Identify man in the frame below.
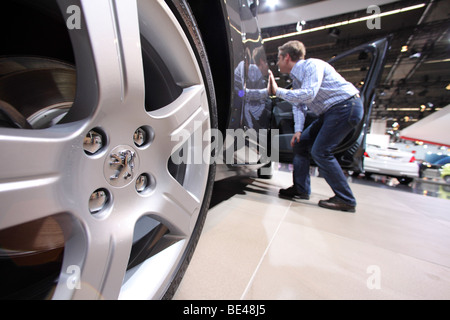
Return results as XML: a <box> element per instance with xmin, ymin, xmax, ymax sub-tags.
<box><xmin>268</xmin><ymin>40</ymin><xmax>363</xmax><ymax>212</ymax></box>
<box><xmin>244</xmin><ymin>46</ymin><xmax>271</xmax><ymax>129</ymax></box>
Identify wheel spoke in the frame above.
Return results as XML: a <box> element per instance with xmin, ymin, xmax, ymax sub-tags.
<box><xmin>0</xmin><ymin>128</ymin><xmax>68</xmax><ymax>180</ymax></box>
<box><xmin>149</xmin><ymin>85</ymin><xmax>209</xmax><ymax>155</ymax></box>
<box><xmin>150</xmin><ymin>177</ymin><xmax>201</xmax><ymax>237</ymax></box>
<box><xmin>0</xmin><ymin>174</ymin><xmax>61</xmax><ymax>230</ymax></box>
<box><xmin>0</xmin><ymin>127</ymin><xmax>77</xmax><ymax>229</ymax></box>
<box><xmin>58</xmin><ymin>0</ymin><xmax>146</xmax><ymax>121</ymax></box>
<box><xmin>59</xmin><ymin>220</ymin><xmax>135</xmax><ymax>300</ymax></box>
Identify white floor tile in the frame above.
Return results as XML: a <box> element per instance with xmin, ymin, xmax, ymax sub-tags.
<box><xmin>173</xmin><ymin>169</ymin><xmax>450</xmax><ymax>300</ymax></box>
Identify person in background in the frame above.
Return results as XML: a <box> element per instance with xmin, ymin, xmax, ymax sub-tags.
<box><xmin>268</xmin><ymin>40</ymin><xmax>363</xmax><ymax>212</ymax></box>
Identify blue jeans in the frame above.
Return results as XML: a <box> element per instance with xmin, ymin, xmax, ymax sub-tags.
<box><xmin>292</xmin><ymin>96</ymin><xmax>363</xmax><ymax>205</ymax></box>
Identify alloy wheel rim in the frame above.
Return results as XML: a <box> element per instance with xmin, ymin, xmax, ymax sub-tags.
<box><xmin>0</xmin><ymin>0</ymin><xmax>211</xmax><ymax>300</ymax></box>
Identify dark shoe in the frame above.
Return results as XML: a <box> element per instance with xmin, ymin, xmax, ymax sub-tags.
<box><xmin>279</xmin><ymin>186</ymin><xmax>310</xmax><ymax>200</ymax></box>
<box><xmin>318</xmin><ymin>196</ymin><xmax>356</xmax><ymax>212</ymax></box>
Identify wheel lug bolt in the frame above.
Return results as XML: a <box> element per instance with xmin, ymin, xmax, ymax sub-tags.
<box><xmin>136</xmin><ymin>174</ymin><xmax>149</xmax><ymax>193</ymax></box>
<box><xmin>89</xmin><ymin>189</ymin><xmax>109</xmax><ymax>214</ymax></box>
<box><xmin>134</xmin><ymin>128</ymin><xmax>147</xmax><ymax>147</ymax></box>
<box><xmin>84</xmin><ymin>129</ymin><xmax>104</xmax><ymax>155</ymax></box>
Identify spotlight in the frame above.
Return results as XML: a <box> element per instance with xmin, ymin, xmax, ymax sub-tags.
<box><xmin>409</xmin><ymin>50</ymin><xmax>421</xmax><ymax>59</ymax></box>
<box><xmin>296</xmin><ymin>20</ymin><xmax>306</xmax><ymax>32</ymax></box>
<box><xmin>392</xmin><ymin>122</ymin><xmax>399</xmax><ymax>130</ymax></box>
<box><xmin>266</xmin><ymin>0</ymin><xmax>279</xmax><ymax>8</ymax></box>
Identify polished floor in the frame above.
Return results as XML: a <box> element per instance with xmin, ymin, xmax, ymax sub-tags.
<box><xmin>173</xmin><ymin>164</ymin><xmax>450</xmax><ymax>300</ymax></box>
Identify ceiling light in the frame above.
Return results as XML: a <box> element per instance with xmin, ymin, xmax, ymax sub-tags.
<box><xmin>296</xmin><ymin>20</ymin><xmax>306</xmax><ymax>32</ymax></box>
<box><xmin>266</xmin><ymin>0</ymin><xmax>279</xmax><ymax>8</ymax></box>
<box><xmin>386</xmin><ymin>107</ymin><xmax>420</xmax><ymax>111</ymax></box>
<box><xmin>446</xmin><ymin>84</ymin><xmax>450</xmax><ymax>90</ymax></box>
<box><xmin>263</xmin><ymin>3</ymin><xmax>426</xmax><ymax>42</ymax></box>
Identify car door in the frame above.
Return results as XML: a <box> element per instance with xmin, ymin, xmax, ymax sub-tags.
<box><xmin>274</xmin><ymin>36</ymin><xmax>392</xmax><ymax>172</ymax></box>
<box><xmin>223</xmin><ymin>0</ymin><xmax>274</xmax><ymax>167</ymax></box>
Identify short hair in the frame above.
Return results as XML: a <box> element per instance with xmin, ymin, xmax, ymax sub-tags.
<box><xmin>252</xmin><ymin>46</ymin><xmax>266</xmax><ymax>65</ymax></box>
<box><xmin>278</xmin><ymin>41</ymin><xmax>306</xmax><ymax>61</ymax></box>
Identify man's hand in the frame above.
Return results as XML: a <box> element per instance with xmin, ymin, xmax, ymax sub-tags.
<box><xmin>290</xmin><ymin>131</ymin><xmax>301</xmax><ymax>147</ymax></box>
<box><xmin>267</xmin><ymin>70</ymin><xmax>278</xmax><ymax>96</ymax></box>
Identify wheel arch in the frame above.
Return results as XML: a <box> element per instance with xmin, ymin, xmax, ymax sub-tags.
<box><xmin>183</xmin><ymin>0</ymin><xmax>233</xmax><ymax>134</ymax></box>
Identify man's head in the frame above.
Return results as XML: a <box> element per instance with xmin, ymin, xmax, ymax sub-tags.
<box><xmin>253</xmin><ymin>46</ymin><xmax>269</xmax><ymax>76</ymax></box>
<box><xmin>277</xmin><ymin>41</ymin><xmax>306</xmax><ymax>74</ymax></box>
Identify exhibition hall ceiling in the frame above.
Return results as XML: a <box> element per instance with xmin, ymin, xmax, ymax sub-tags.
<box><xmin>260</xmin><ymin>0</ymin><xmax>450</xmax><ymax>131</ymax></box>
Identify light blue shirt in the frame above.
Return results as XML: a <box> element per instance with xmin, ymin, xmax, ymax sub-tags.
<box><xmin>276</xmin><ymin>58</ymin><xmax>359</xmax><ymax>132</ymax></box>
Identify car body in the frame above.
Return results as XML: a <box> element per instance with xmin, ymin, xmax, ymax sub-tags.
<box><xmin>363</xmin><ymin>144</ymin><xmax>419</xmax><ymax>184</ymax></box>
<box><xmin>0</xmin><ymin>0</ymin><xmax>272</xmax><ymax>300</ymax></box>
<box><xmin>440</xmin><ymin>163</ymin><xmax>450</xmax><ymax>183</ymax></box>
<box><xmin>435</xmin><ymin>156</ymin><xmax>450</xmax><ymax>166</ymax></box>
<box><xmin>418</xmin><ymin>155</ymin><xmax>450</xmax><ymax>178</ymax></box>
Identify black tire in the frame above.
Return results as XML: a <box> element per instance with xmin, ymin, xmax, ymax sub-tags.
<box><xmin>161</xmin><ymin>0</ymin><xmax>218</xmax><ymax>299</ymax></box>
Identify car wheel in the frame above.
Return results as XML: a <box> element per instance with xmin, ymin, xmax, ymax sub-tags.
<box><xmin>444</xmin><ymin>176</ymin><xmax>450</xmax><ymax>184</ymax></box>
<box><xmin>0</xmin><ymin>0</ymin><xmax>216</xmax><ymax>300</ymax></box>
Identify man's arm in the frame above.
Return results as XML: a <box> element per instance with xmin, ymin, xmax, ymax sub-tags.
<box><xmin>292</xmin><ymin>103</ymin><xmax>308</xmax><ymax>133</ymax></box>
<box><xmin>245</xmin><ymin>88</ymin><xmax>270</xmax><ymax>101</ymax></box>
<box><xmin>268</xmin><ymin>69</ymin><xmax>308</xmax><ymax>140</ymax></box>
<box><xmin>276</xmin><ymin>60</ymin><xmax>324</xmax><ymax>104</ymax></box>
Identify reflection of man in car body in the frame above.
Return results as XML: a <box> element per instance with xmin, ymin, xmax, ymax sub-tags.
<box><xmin>233</xmin><ymin>46</ymin><xmax>271</xmax><ymax>130</ymax></box>
<box><xmin>231</xmin><ymin>47</ymin><xmax>251</xmax><ymax>129</ymax></box>
<box><xmin>267</xmin><ymin>40</ymin><xmax>363</xmax><ymax>213</ymax></box>
<box><xmin>243</xmin><ymin>47</ymin><xmax>271</xmax><ymax>130</ymax></box>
